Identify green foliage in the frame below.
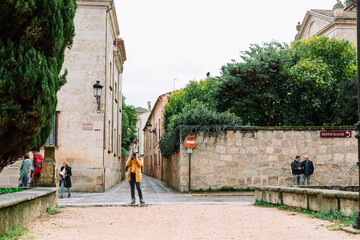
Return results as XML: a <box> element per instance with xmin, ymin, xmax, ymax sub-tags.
<box><xmin>46</xmin><ymin>207</ymin><xmax>60</xmax><ymax>215</ymax></box>
<box><xmin>214</xmin><ymin>36</ymin><xmax>357</xmax><ymax>126</ymax></box>
<box><xmin>0</xmin><ymin>188</ymin><xmax>25</xmax><ymax>195</ymax></box>
<box><xmin>121</xmin><ymin>96</ymin><xmax>137</xmax><ymax>155</ymax></box>
<box><xmin>159</xmin><ymin>101</ymin><xmax>242</xmax><ymax>158</ymax></box>
<box><xmin>0</xmin><ymin>0</ymin><xmax>77</xmax><ymax>172</ymax></box>
<box><xmin>213</xmin><ymin>41</ymin><xmax>290</xmax><ymax>126</ymax></box>
<box><xmin>314</xmin><ymin>209</ymin><xmax>357</xmax><ymax>226</ymax></box>
<box><xmin>254</xmin><ymin>200</ymin><xmax>357</xmax><ymax>227</ymax></box>
<box><xmin>0</xmin><ymin>226</ymin><xmax>29</xmax><ymax>240</ymax></box>
<box><xmin>285</xmin><ymin>36</ymin><xmax>357</xmax><ymax>125</ymax></box>
<box><xmin>163</xmin><ymin>79</ymin><xmax>216</xmax><ymax>131</ymax></box>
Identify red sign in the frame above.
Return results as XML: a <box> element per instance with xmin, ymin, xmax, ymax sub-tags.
<box><xmin>185</xmin><ymin>136</ymin><xmax>196</xmax><ymax>148</ymax></box>
<box><xmin>320</xmin><ymin>131</ymin><xmax>351</xmax><ymax>138</ymax></box>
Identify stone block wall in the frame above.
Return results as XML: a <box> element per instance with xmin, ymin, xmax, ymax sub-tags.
<box><xmin>163</xmin><ymin>127</ymin><xmax>359</xmax><ymax>192</ymax></box>
<box><xmin>39</xmin><ymin>146</ymin><xmax>57</xmax><ymax>187</ymax></box>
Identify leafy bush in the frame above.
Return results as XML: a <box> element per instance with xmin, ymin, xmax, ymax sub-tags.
<box><xmin>163</xmin><ymin>79</ymin><xmax>216</xmax><ymax>131</ymax></box>
<box><xmin>46</xmin><ymin>207</ymin><xmax>61</xmax><ymax>215</ymax></box>
<box><xmin>159</xmin><ymin>101</ymin><xmax>242</xmax><ymax>158</ymax></box>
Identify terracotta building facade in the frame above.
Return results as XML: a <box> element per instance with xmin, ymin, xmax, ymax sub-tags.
<box><xmin>143</xmin><ymin>93</ymin><xmax>171</xmax><ymax>180</ymax></box>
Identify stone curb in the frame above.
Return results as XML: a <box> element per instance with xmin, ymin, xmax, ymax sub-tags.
<box><xmin>341</xmin><ymin>227</ymin><xmax>360</xmax><ymax>234</ymax></box>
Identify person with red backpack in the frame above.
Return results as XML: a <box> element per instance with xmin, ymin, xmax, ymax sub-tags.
<box><xmin>30</xmin><ymin>150</ymin><xmax>43</xmax><ymax>187</ymax></box>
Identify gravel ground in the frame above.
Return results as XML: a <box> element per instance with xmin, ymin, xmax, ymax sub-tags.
<box><xmin>25</xmin><ymin>204</ymin><xmax>359</xmax><ymax>240</ymax></box>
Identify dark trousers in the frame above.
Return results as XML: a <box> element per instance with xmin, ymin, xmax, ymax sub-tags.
<box><xmin>129</xmin><ymin>172</ymin><xmax>143</xmax><ymax>199</ymax></box>
<box><xmin>30</xmin><ymin>173</ymin><xmax>41</xmax><ymax>187</ymax></box>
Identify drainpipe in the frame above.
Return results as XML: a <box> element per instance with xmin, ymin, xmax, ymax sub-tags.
<box><xmin>102</xmin><ymin>4</ymin><xmax>113</xmax><ymax>192</ymax></box>
<box><xmin>117</xmin><ymin>73</ymin><xmax>120</xmax><ymax>157</ymax></box>
<box><xmin>117</xmin><ymin>46</ymin><xmax>124</xmax><ymax>178</ymax></box>
<box><xmin>112</xmin><ymin>50</ymin><xmax>121</xmax><ymax>153</ymax></box>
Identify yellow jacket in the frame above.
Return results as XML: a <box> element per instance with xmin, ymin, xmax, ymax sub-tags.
<box><xmin>126</xmin><ymin>155</ymin><xmax>143</xmax><ymax>182</ymax></box>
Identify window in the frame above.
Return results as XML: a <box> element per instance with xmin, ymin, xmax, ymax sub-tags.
<box><xmin>109</xmin><ymin>62</ymin><xmax>112</xmax><ymax>90</ymax></box>
<box><xmin>158</xmin><ymin>119</ymin><xmax>161</xmax><ymax>138</ymax></box>
<box><xmin>115</xmin><ymin>82</ymin><xmax>118</xmax><ymax>102</ymax></box>
<box><xmin>45</xmin><ymin>111</ymin><xmax>59</xmax><ymax>146</ymax></box>
<box><xmin>108</xmin><ymin>121</ymin><xmax>111</xmax><ymax>152</ymax></box>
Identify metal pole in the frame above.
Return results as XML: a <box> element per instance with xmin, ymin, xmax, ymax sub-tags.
<box><xmin>355</xmin><ymin>0</ymin><xmax>360</xmax><ymax>229</ymax></box>
<box><xmin>173</xmin><ymin>78</ymin><xmax>177</xmax><ymax>91</ymax></box>
<box><xmin>189</xmin><ymin>152</ymin><xmax>191</xmax><ymax>193</ymax></box>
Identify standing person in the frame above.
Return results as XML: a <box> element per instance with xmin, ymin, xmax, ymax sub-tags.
<box><xmin>18</xmin><ymin>154</ymin><xmax>31</xmax><ymax>187</ymax></box>
<box><xmin>30</xmin><ymin>150</ymin><xmax>43</xmax><ymax>187</ymax></box>
<box><xmin>291</xmin><ymin>156</ymin><xmax>303</xmax><ymax>185</ymax></box>
<box><xmin>301</xmin><ymin>155</ymin><xmax>314</xmax><ymax>186</ymax></box>
<box><xmin>126</xmin><ymin>150</ymin><xmax>145</xmax><ymax>204</ymax></box>
<box><xmin>59</xmin><ymin>162</ymin><xmax>72</xmax><ymax>199</ymax></box>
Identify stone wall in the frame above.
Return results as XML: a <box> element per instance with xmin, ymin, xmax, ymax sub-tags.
<box><xmin>254</xmin><ymin>186</ymin><xmax>359</xmax><ymax>217</ymax></box>
<box><xmin>0</xmin><ymin>188</ymin><xmax>57</xmax><ymax>234</ymax></box>
<box><xmin>163</xmin><ymin>127</ymin><xmax>359</xmax><ymax>192</ymax></box>
<box><xmin>39</xmin><ymin>146</ymin><xmax>57</xmax><ymax>187</ymax></box>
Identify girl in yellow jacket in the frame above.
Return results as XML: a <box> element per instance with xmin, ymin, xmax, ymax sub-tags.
<box><xmin>126</xmin><ymin>150</ymin><xmax>145</xmax><ymax>204</ymax></box>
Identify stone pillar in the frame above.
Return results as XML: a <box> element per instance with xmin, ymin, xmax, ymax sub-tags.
<box><xmin>38</xmin><ymin>145</ymin><xmax>57</xmax><ymax>187</ymax></box>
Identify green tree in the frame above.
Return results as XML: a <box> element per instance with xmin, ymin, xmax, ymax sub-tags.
<box><xmin>163</xmin><ymin>78</ymin><xmax>216</xmax><ymax>131</ymax></box>
<box><xmin>213</xmin><ymin>41</ymin><xmax>290</xmax><ymax>126</ymax></box>
<box><xmin>0</xmin><ymin>0</ymin><xmax>77</xmax><ymax>172</ymax></box>
<box><xmin>121</xmin><ymin>97</ymin><xmax>137</xmax><ymax>155</ymax></box>
<box><xmin>285</xmin><ymin>36</ymin><xmax>357</xmax><ymax>125</ymax></box>
<box><xmin>213</xmin><ymin>37</ymin><xmax>357</xmax><ymax>126</ymax></box>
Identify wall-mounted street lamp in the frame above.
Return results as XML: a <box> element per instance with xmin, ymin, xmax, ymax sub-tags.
<box><xmin>93</xmin><ymin>80</ymin><xmax>103</xmax><ymax>113</ymax></box>
<box><xmin>146</xmin><ymin>122</ymin><xmax>157</xmax><ymax>136</ymax></box>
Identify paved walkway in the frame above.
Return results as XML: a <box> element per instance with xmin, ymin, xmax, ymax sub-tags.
<box><xmin>26</xmin><ymin>176</ymin><xmax>358</xmax><ymax>239</ymax></box>
<box><xmin>27</xmin><ymin>205</ymin><xmax>358</xmax><ymax>240</ymax></box>
<box><xmin>59</xmin><ymin>175</ymin><xmax>253</xmax><ymax>206</ymax></box>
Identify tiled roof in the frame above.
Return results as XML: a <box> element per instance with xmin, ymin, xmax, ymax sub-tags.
<box><xmin>311</xmin><ymin>9</ymin><xmax>356</xmax><ymax>19</ymax></box>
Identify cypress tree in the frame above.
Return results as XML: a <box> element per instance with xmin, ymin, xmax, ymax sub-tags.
<box><xmin>0</xmin><ymin>0</ymin><xmax>77</xmax><ymax>172</ymax></box>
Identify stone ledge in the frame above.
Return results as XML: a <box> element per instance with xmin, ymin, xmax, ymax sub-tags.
<box><xmin>254</xmin><ymin>186</ymin><xmax>359</xmax><ymax>200</ymax></box>
<box><xmin>0</xmin><ymin>187</ymin><xmax>57</xmax><ymax>234</ymax></box>
<box><xmin>0</xmin><ymin>187</ymin><xmax>57</xmax><ymax>209</ymax></box>
<box><xmin>255</xmin><ymin>185</ymin><xmax>359</xmax><ymax>216</ymax></box>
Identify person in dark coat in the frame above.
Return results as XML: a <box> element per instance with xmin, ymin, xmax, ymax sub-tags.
<box><xmin>59</xmin><ymin>161</ymin><xmax>72</xmax><ymax>199</ymax></box>
<box><xmin>301</xmin><ymin>155</ymin><xmax>314</xmax><ymax>186</ymax></box>
<box><xmin>291</xmin><ymin>156</ymin><xmax>303</xmax><ymax>185</ymax></box>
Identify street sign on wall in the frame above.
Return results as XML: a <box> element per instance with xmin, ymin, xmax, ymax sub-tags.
<box><xmin>320</xmin><ymin>131</ymin><xmax>351</xmax><ymax>138</ymax></box>
<box><xmin>185</xmin><ymin>136</ymin><xmax>196</xmax><ymax>148</ymax></box>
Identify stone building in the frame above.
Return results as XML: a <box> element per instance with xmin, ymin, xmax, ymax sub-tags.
<box><xmin>296</xmin><ymin>0</ymin><xmax>356</xmax><ymax>42</ymax></box>
<box><xmin>53</xmin><ymin>0</ymin><xmax>126</xmax><ymax>192</ymax></box>
<box><xmin>0</xmin><ymin>0</ymin><xmax>126</xmax><ymax>191</ymax></box>
<box><xmin>143</xmin><ymin>92</ymin><xmax>171</xmax><ymax>180</ymax></box>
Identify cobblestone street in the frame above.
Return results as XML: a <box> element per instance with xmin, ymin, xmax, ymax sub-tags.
<box><xmin>58</xmin><ymin>175</ymin><xmax>254</xmax><ymax>206</ymax></box>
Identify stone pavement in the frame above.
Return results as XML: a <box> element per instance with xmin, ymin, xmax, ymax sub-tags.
<box><xmin>58</xmin><ymin>175</ymin><xmax>254</xmax><ymax>206</ymax></box>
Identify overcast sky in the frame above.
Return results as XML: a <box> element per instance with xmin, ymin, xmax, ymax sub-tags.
<box><xmin>115</xmin><ymin>0</ymin><xmax>333</xmax><ymax>108</ymax></box>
